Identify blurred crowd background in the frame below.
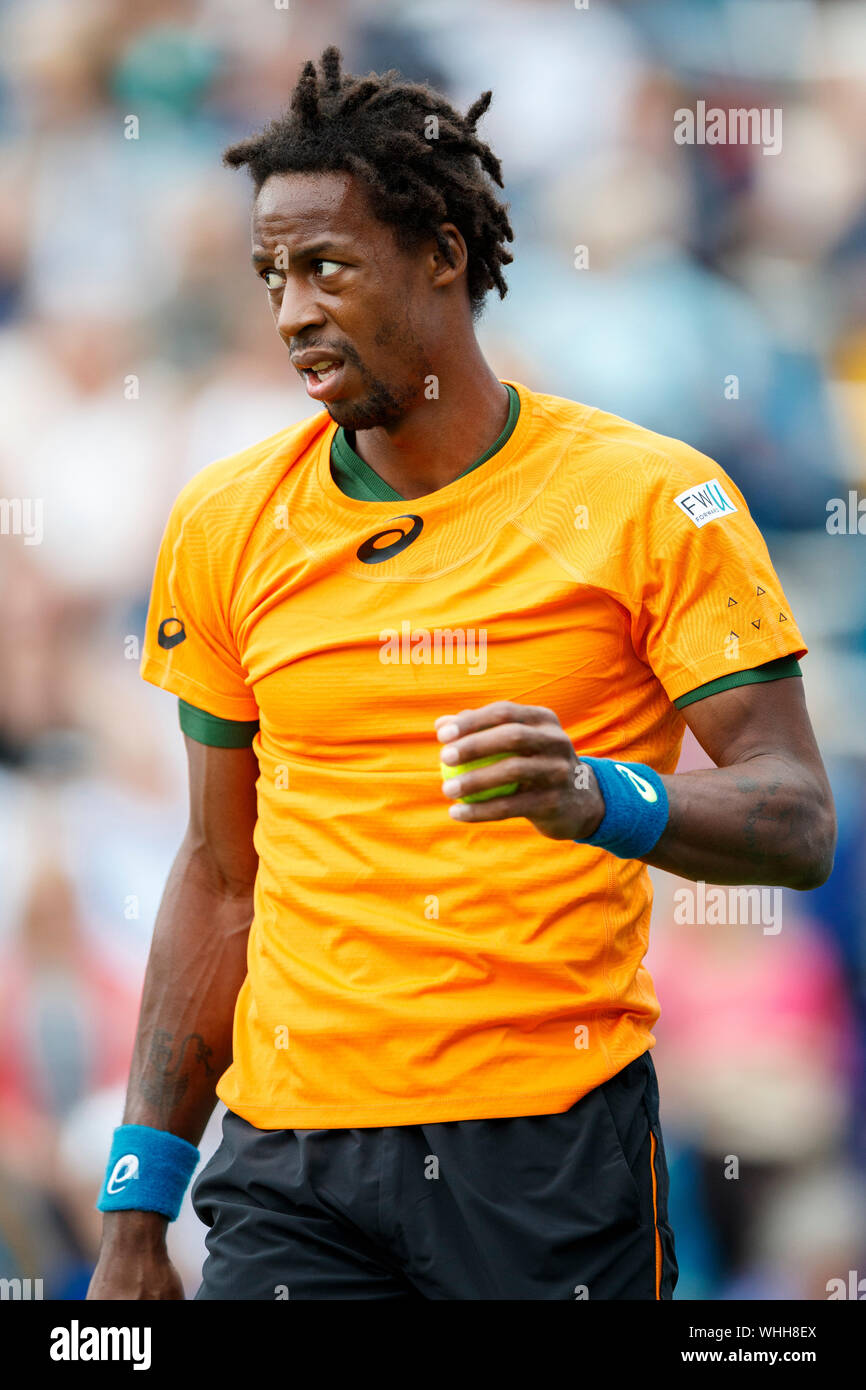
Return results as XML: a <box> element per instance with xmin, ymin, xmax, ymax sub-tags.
<box><xmin>0</xmin><ymin>0</ymin><xmax>864</xmax><ymax>1300</ymax></box>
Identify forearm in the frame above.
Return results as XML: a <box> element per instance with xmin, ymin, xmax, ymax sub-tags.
<box><xmin>642</xmin><ymin>753</ymin><xmax>835</xmax><ymax>889</ymax></box>
<box><xmin>121</xmin><ymin>831</ymin><xmax>254</xmax><ymax>1144</ymax></box>
<box><xmin>435</xmin><ymin>692</ymin><xmax>836</xmax><ymax>888</ymax></box>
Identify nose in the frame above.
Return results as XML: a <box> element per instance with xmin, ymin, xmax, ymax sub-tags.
<box><xmin>275</xmin><ymin>278</ymin><xmax>327</xmax><ymax>345</ymax></box>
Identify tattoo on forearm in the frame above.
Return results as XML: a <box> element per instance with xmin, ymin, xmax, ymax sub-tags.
<box><xmin>736</xmin><ymin>775</ymin><xmax>797</xmax><ymax>865</ymax></box>
<box><xmin>138</xmin><ymin>1029</ymin><xmax>217</xmax><ymax>1115</ymax></box>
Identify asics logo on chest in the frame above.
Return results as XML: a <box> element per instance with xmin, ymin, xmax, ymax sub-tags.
<box><xmin>356</xmin><ymin>514</ymin><xmax>423</xmax><ymax>564</ymax></box>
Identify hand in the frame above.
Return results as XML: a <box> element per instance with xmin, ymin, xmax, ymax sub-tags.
<box><xmin>87</xmin><ymin>1211</ymin><xmax>185</xmax><ymax>1300</ymax></box>
<box><xmin>435</xmin><ymin>702</ymin><xmax>605</xmax><ymax>842</ymax></box>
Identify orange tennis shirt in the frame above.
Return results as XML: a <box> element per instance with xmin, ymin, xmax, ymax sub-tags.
<box><xmin>140</xmin><ymin>380</ymin><xmax>807</xmax><ymax>1127</ymax></box>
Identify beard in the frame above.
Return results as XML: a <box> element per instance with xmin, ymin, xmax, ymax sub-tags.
<box><xmin>323</xmin><ymin>373</ymin><xmax>415</xmax><ymax>433</ymax></box>
<box><xmin>321</xmin><ymin>328</ymin><xmax>433</xmax><ymax>433</ymax></box>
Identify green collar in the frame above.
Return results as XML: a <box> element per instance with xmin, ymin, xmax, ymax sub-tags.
<box><xmin>330</xmin><ymin>383</ymin><xmax>520</xmax><ymax>502</ymax></box>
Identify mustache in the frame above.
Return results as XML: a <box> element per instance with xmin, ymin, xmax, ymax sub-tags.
<box><xmin>291</xmin><ymin>341</ymin><xmax>362</xmax><ymax>370</ymax></box>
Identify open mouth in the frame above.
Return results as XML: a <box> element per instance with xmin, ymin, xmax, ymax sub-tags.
<box><xmin>304</xmin><ymin>359</ymin><xmax>341</xmax><ymax>384</ymax></box>
<box><xmin>300</xmin><ymin>358</ymin><xmax>346</xmax><ymax>401</ymax></box>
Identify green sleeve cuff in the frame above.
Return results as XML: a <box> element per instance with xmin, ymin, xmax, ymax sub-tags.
<box><xmin>178</xmin><ymin>698</ymin><xmax>260</xmax><ymax>747</ymax></box>
<box><xmin>674</xmin><ymin>655</ymin><xmax>802</xmax><ymax>710</ymax></box>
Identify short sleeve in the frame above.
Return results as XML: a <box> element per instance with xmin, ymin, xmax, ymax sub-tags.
<box><xmin>630</xmin><ymin>458</ymin><xmax>807</xmax><ymax>705</ymax></box>
<box><xmin>140</xmin><ymin>485</ymin><xmax>260</xmax><ymax>721</ymax></box>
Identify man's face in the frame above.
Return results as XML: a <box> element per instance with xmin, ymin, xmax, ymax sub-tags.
<box><xmin>251</xmin><ymin>170</ymin><xmax>437</xmax><ymax>431</ymax></box>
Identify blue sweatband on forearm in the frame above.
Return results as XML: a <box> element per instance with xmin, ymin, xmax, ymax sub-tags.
<box><xmin>97</xmin><ymin>1125</ymin><xmax>200</xmax><ymax>1221</ymax></box>
<box><xmin>575</xmin><ymin>756</ymin><xmax>670</xmax><ymax>859</ymax></box>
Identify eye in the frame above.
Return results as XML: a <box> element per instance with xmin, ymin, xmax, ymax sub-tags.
<box><xmin>313</xmin><ymin>259</ymin><xmax>343</xmax><ymax>278</ymax></box>
<box><xmin>261</xmin><ymin>269</ymin><xmax>285</xmax><ymax>291</ymax></box>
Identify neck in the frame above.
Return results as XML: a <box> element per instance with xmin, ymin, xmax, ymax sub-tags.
<box><xmin>349</xmin><ymin>348</ymin><xmax>510</xmax><ymax>500</ymax></box>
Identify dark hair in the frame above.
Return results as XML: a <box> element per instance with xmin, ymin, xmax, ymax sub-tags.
<box><xmin>223</xmin><ymin>45</ymin><xmax>513</xmax><ymax>321</ymax></box>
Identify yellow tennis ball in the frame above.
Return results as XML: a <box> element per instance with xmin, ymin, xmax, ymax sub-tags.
<box><xmin>440</xmin><ymin>752</ymin><xmax>519</xmax><ymax>803</ymax></box>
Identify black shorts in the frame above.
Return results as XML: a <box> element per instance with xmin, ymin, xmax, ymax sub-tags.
<box><xmin>192</xmin><ymin>1050</ymin><xmax>677</xmax><ymax>1300</ymax></box>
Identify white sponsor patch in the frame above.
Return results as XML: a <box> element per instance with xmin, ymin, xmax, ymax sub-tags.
<box><xmin>674</xmin><ymin>478</ymin><xmax>737</xmax><ymax>528</ymax></box>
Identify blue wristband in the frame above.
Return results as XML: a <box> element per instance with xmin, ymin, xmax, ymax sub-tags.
<box><xmin>575</xmin><ymin>756</ymin><xmax>669</xmax><ymax>859</ymax></box>
<box><xmin>97</xmin><ymin>1124</ymin><xmax>200</xmax><ymax>1221</ymax></box>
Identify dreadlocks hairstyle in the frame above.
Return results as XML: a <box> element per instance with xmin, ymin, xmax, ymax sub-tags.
<box><xmin>223</xmin><ymin>45</ymin><xmax>514</xmax><ymax>321</ymax></box>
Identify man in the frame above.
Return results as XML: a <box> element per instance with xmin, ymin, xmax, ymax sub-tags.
<box><xmin>88</xmin><ymin>46</ymin><xmax>835</xmax><ymax>1301</ymax></box>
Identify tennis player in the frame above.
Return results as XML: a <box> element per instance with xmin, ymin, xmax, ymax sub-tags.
<box><xmin>88</xmin><ymin>47</ymin><xmax>835</xmax><ymax>1301</ymax></box>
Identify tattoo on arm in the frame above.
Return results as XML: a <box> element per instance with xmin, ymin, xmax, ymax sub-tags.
<box><xmin>736</xmin><ymin>774</ymin><xmax>797</xmax><ymax>867</ymax></box>
<box><xmin>138</xmin><ymin>1030</ymin><xmax>217</xmax><ymax>1115</ymax></box>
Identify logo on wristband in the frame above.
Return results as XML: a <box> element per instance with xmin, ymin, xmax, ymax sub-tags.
<box><xmin>614</xmin><ymin>764</ymin><xmax>658</xmax><ymax>802</ymax></box>
<box><xmin>106</xmin><ymin>1154</ymin><xmax>140</xmax><ymax>1195</ymax></box>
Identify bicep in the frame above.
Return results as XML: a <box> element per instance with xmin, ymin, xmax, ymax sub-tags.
<box><xmin>681</xmin><ymin>675</ymin><xmax>826</xmax><ymax>781</ymax></box>
<box><xmin>184</xmin><ymin>734</ymin><xmax>259</xmax><ymax>892</ymax></box>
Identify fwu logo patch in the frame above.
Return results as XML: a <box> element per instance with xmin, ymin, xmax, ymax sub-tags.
<box><xmin>674</xmin><ymin>478</ymin><xmax>738</xmax><ymax>528</ymax></box>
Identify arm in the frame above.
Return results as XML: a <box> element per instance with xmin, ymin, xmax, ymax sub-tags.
<box><xmin>88</xmin><ymin>735</ymin><xmax>259</xmax><ymax>1299</ymax></box>
<box><xmin>643</xmin><ymin>677</ymin><xmax>835</xmax><ymax>888</ymax></box>
<box><xmin>435</xmin><ymin>678</ymin><xmax>836</xmax><ymax>890</ymax></box>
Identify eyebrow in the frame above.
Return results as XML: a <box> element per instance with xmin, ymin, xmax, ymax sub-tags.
<box><xmin>251</xmin><ymin>241</ymin><xmax>343</xmax><ymax>267</ymax></box>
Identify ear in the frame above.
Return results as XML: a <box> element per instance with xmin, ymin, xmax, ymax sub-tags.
<box><xmin>428</xmin><ymin>223</ymin><xmax>468</xmax><ymax>288</ymax></box>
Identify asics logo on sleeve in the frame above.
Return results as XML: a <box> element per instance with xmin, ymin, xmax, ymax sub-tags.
<box><xmin>157</xmin><ymin>616</ymin><xmax>187</xmax><ymax>649</ymax></box>
<box><xmin>106</xmin><ymin>1154</ymin><xmax>140</xmax><ymax>1194</ymax></box>
<box><xmin>356</xmin><ymin>515</ymin><xmax>423</xmax><ymax>564</ymax></box>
